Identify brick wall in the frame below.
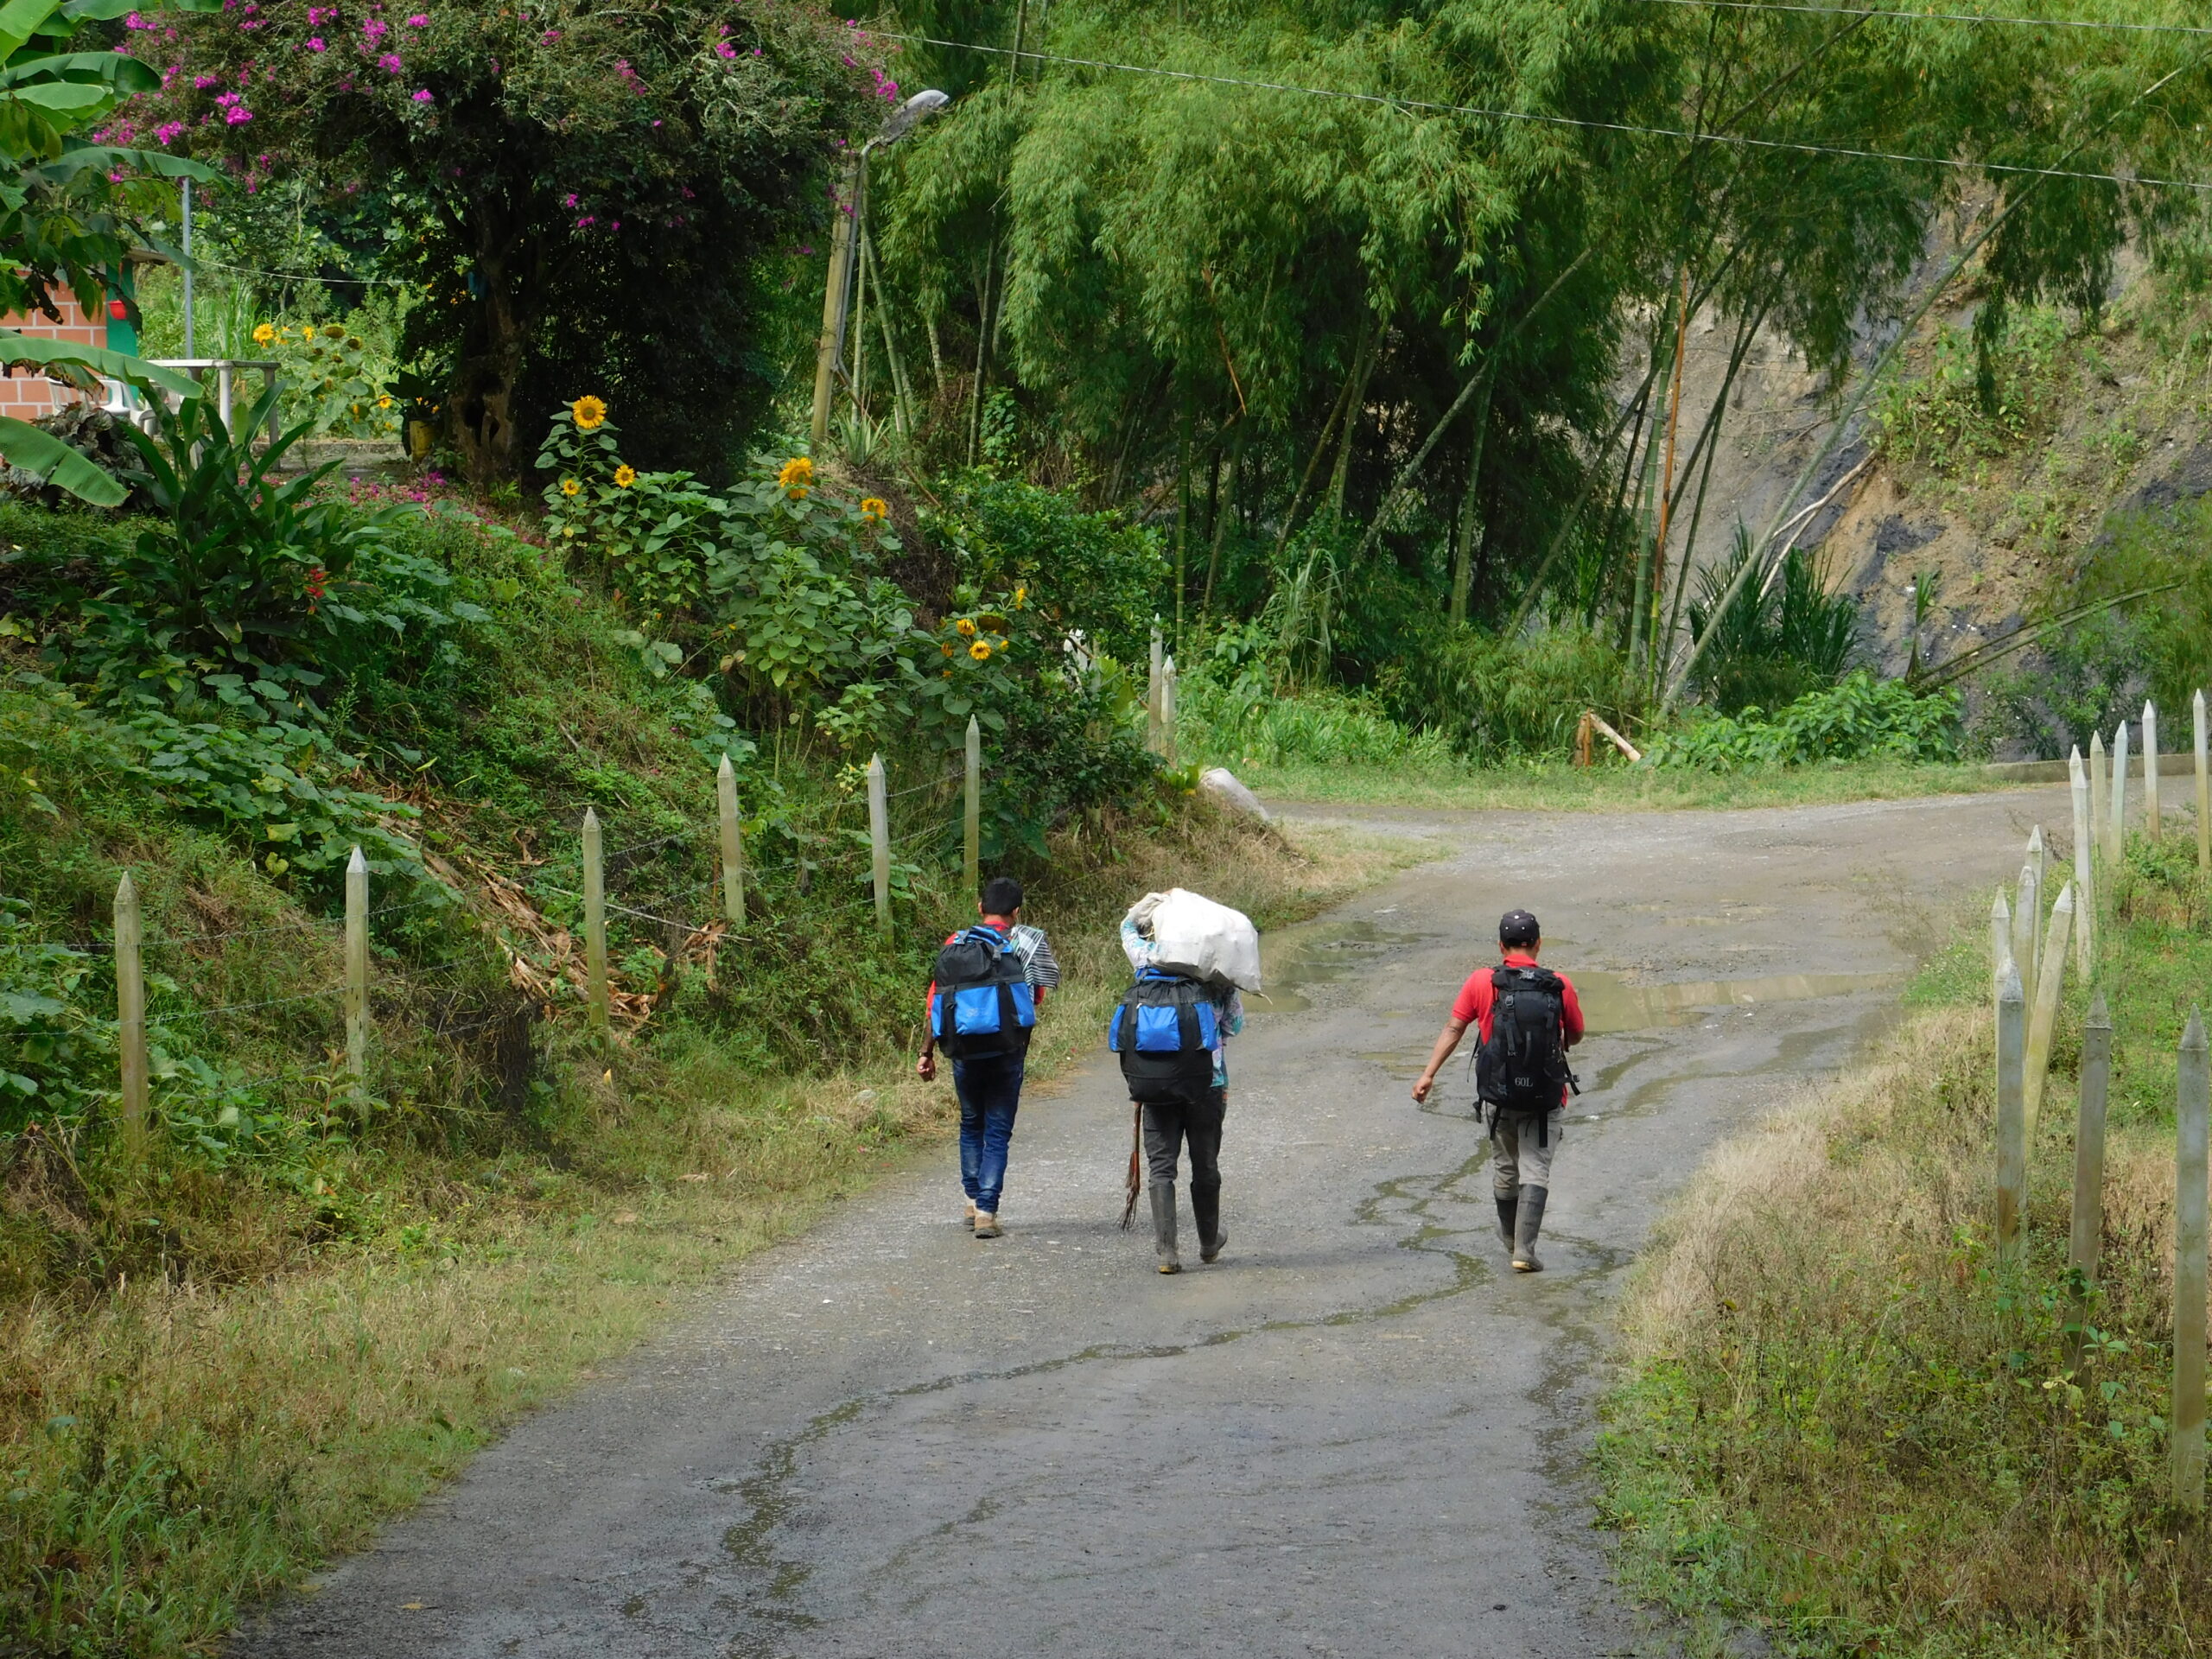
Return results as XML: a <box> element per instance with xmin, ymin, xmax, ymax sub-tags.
<box><xmin>0</xmin><ymin>288</ymin><xmax>111</xmax><ymax>425</ymax></box>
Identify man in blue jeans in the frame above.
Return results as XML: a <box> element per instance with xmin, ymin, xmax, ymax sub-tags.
<box><xmin>916</xmin><ymin>876</ymin><xmax>1058</xmax><ymax>1239</ymax></box>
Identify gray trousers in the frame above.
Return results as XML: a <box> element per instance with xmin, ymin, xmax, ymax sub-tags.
<box><xmin>1491</xmin><ymin>1108</ymin><xmax>1565</xmax><ymax>1198</ymax></box>
<box><xmin>1143</xmin><ymin>1089</ymin><xmax>1226</xmax><ymax>1192</ymax></box>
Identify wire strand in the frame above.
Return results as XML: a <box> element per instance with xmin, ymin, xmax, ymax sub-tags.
<box><xmin>888</xmin><ymin>33</ymin><xmax>2212</xmax><ymax>194</ymax></box>
<box><xmin>1626</xmin><ymin>0</ymin><xmax>2212</xmax><ymax>39</ymax></box>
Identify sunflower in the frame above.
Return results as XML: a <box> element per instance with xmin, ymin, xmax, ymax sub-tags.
<box><xmin>969</xmin><ymin>640</ymin><xmax>992</xmax><ymax>661</ymax></box>
<box><xmin>377</xmin><ymin>394</ymin><xmax>394</xmax><ymax>410</ymax></box>
<box><xmin>941</xmin><ymin>641</ymin><xmax>954</xmax><ymax>657</ymax></box>
<box><xmin>955</xmin><ymin>618</ymin><xmax>976</xmax><ymax>637</ymax></box>
<box><xmin>860</xmin><ymin>496</ymin><xmax>888</xmax><ymax>522</ymax></box>
<box><xmin>560</xmin><ymin>477</ymin><xmax>581</xmax><ymax>497</ymax></box>
<box><xmin>570</xmin><ymin>395</ymin><xmax>609</xmax><ymax>430</ymax></box>
<box><xmin>1013</xmin><ymin>584</ymin><xmax>1027</xmax><ymax>608</ymax></box>
<box><xmin>778</xmin><ymin>455</ymin><xmax>814</xmax><ymax>492</ymax></box>
<box><xmin>323</xmin><ymin>324</ymin><xmax>346</xmax><ymax>340</ymax></box>
<box><xmin>251</xmin><ymin>322</ymin><xmax>276</xmax><ymax>348</ymax></box>
<box><xmin>613</xmin><ymin>464</ymin><xmax>638</xmax><ymax>487</ymax></box>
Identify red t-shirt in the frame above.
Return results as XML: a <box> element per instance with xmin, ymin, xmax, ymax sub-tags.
<box><xmin>1451</xmin><ymin>954</ymin><xmax>1585</xmax><ymax>1103</ymax></box>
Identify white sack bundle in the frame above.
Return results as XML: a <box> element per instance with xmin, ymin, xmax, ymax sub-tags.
<box><xmin>1138</xmin><ymin>887</ymin><xmax>1262</xmax><ymax>992</ymax></box>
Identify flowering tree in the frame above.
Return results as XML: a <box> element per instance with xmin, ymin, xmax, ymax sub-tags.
<box><xmin>128</xmin><ymin>0</ymin><xmax>899</xmax><ymax>477</ymax></box>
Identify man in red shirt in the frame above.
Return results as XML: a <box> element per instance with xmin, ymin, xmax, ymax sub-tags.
<box><xmin>1410</xmin><ymin>909</ymin><xmax>1584</xmax><ymax>1273</ymax></box>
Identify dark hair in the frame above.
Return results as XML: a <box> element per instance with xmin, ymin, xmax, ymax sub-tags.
<box><xmin>981</xmin><ymin>876</ymin><xmax>1025</xmax><ymax>917</ymax></box>
<box><xmin>1498</xmin><ymin>908</ymin><xmax>1541</xmax><ymax>948</ymax></box>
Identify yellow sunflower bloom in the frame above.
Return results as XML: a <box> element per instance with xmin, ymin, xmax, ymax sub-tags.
<box><xmin>941</xmin><ymin>641</ymin><xmax>955</xmax><ymax>657</ymax></box>
<box><xmin>571</xmin><ymin>395</ymin><xmax>609</xmax><ymax>430</ymax></box>
<box><xmin>1013</xmin><ymin>585</ymin><xmax>1027</xmax><ymax>607</ymax></box>
<box><xmin>956</xmin><ymin>618</ymin><xmax>976</xmax><ymax>637</ymax></box>
<box><xmin>251</xmin><ymin>322</ymin><xmax>276</xmax><ymax>348</ymax></box>
<box><xmin>613</xmin><ymin>465</ymin><xmax>638</xmax><ymax>487</ymax></box>
<box><xmin>969</xmin><ymin>640</ymin><xmax>992</xmax><ymax>661</ymax></box>
<box><xmin>377</xmin><ymin>394</ymin><xmax>394</xmax><ymax>410</ymax></box>
<box><xmin>778</xmin><ymin>455</ymin><xmax>814</xmax><ymax>492</ymax></box>
<box><xmin>860</xmin><ymin>496</ymin><xmax>888</xmax><ymax>522</ymax></box>
<box><xmin>560</xmin><ymin>477</ymin><xmax>581</xmax><ymax>497</ymax></box>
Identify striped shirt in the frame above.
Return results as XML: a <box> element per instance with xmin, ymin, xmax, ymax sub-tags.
<box><xmin>1008</xmin><ymin>924</ymin><xmax>1061</xmax><ymax>989</ymax></box>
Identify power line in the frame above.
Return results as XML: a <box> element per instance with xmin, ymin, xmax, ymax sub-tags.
<box><xmin>1629</xmin><ymin>0</ymin><xmax>2212</xmax><ymax>40</ymax></box>
<box><xmin>888</xmin><ymin>33</ymin><xmax>2212</xmax><ymax>194</ymax></box>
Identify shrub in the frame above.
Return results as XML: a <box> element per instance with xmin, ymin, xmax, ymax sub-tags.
<box><xmin>1380</xmin><ymin>620</ymin><xmax>1627</xmax><ymax>759</ymax></box>
<box><xmin>1683</xmin><ymin>535</ymin><xmax>1861</xmax><ymax>716</ymax></box>
<box><xmin>1647</xmin><ymin>671</ymin><xmax>1962</xmax><ymax>770</ymax></box>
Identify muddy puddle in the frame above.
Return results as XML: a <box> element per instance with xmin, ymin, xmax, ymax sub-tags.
<box><xmin>1244</xmin><ymin>915</ymin><xmax>1440</xmax><ymax>1014</ymax></box>
<box><xmin>1573</xmin><ymin>969</ymin><xmax>1902</xmax><ymax>1033</ymax></box>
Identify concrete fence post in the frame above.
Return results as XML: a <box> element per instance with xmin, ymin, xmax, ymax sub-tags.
<box><xmin>2023</xmin><ymin>882</ymin><xmax>2072</xmax><ymax>1141</ymax></box>
<box><xmin>2026</xmin><ymin>826</ymin><xmax>2047</xmax><ymax>980</ymax></box>
<box><xmin>113</xmin><ymin>871</ymin><xmax>146</xmax><ymax>1159</ymax></box>
<box><xmin>1991</xmin><ymin>888</ymin><xmax>2012</xmax><ymax>988</ymax></box>
<box><xmin>344</xmin><ymin>846</ymin><xmax>368</xmax><ymax>1100</ymax></box>
<box><xmin>2070</xmin><ymin>748</ymin><xmax>2094</xmax><ymax>974</ymax></box>
<box><xmin>1146</xmin><ymin>626</ymin><xmax>1164</xmax><ymax>754</ymax></box>
<box><xmin>1996</xmin><ymin>959</ymin><xmax>2027</xmax><ymax>1261</ymax></box>
<box><xmin>2145</xmin><ymin>701</ymin><xmax>2162</xmax><ymax>842</ymax></box>
<box><xmin>868</xmin><ymin>752</ymin><xmax>891</xmax><ymax>942</ymax></box>
<box><xmin>2112</xmin><ymin>720</ymin><xmax>2131</xmax><ymax>862</ymax></box>
<box><xmin>2196</xmin><ymin>690</ymin><xmax>2209</xmax><ymax>875</ymax></box>
<box><xmin>2065</xmin><ymin>991</ymin><xmax>2113</xmax><ymax>1371</ymax></box>
<box><xmin>2090</xmin><ymin>730</ymin><xmax>2110</xmax><ymax>871</ymax></box>
<box><xmin>1162</xmin><ymin>657</ymin><xmax>1179</xmax><ymax>767</ymax></box>
<box><xmin>2012</xmin><ymin>859</ymin><xmax>2039</xmax><ymax>1001</ymax></box>
<box><xmin>582</xmin><ymin>809</ymin><xmax>608</xmax><ymax>1033</ymax></box>
<box><xmin>2175</xmin><ymin>1009</ymin><xmax>2209</xmax><ymax>1514</ymax></box>
<box><xmin>717</xmin><ymin>755</ymin><xmax>745</xmax><ymax>930</ymax></box>
<box><xmin>963</xmin><ymin>715</ymin><xmax>981</xmax><ymax>899</ymax></box>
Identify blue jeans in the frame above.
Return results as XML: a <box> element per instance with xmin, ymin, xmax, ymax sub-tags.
<box><xmin>953</xmin><ymin>1055</ymin><xmax>1025</xmax><ymax>1215</ymax></box>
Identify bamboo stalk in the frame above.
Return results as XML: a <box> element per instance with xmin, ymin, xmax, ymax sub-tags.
<box><xmin>114</xmin><ymin>871</ymin><xmax>146</xmax><ymax>1159</ymax></box>
<box><xmin>2175</xmin><ymin>1007</ymin><xmax>2209</xmax><ymax>1512</ymax></box>
<box><xmin>582</xmin><ymin>809</ymin><xmax>607</xmax><ymax>1033</ymax></box>
<box><xmin>868</xmin><ymin>753</ymin><xmax>891</xmax><ymax>941</ymax></box>
<box><xmin>2065</xmin><ymin>991</ymin><xmax>2113</xmax><ymax>1372</ymax></box>
<box><xmin>963</xmin><ymin>715</ymin><xmax>981</xmax><ymax>898</ymax></box>
<box><xmin>1996</xmin><ymin>958</ymin><xmax>2026</xmax><ymax>1261</ymax></box>
<box><xmin>2023</xmin><ymin>882</ymin><xmax>2072</xmax><ymax>1141</ymax></box>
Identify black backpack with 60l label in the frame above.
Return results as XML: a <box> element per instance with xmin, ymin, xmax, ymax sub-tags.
<box><xmin>1475</xmin><ymin>963</ymin><xmax>1578</xmax><ymax>1116</ymax></box>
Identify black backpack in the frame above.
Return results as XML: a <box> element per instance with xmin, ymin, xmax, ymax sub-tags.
<box><xmin>1475</xmin><ymin>964</ymin><xmax>1578</xmax><ymax>1114</ymax></box>
<box><xmin>1108</xmin><ymin>970</ymin><xmax>1219</xmax><ymax>1106</ymax></box>
<box><xmin>931</xmin><ymin>927</ymin><xmax>1035</xmax><ymax>1061</ymax></box>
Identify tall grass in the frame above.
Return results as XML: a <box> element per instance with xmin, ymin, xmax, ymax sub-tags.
<box><xmin>1601</xmin><ymin>832</ymin><xmax>2212</xmax><ymax>1657</ymax></box>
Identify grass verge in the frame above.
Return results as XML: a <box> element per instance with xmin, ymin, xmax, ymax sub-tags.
<box><xmin>1</xmin><ymin>808</ymin><xmax>1433</xmax><ymax>1657</ymax></box>
<box><xmin>1598</xmin><ymin>831</ymin><xmax>2212</xmax><ymax>1658</ymax></box>
<box><xmin>1235</xmin><ymin>756</ymin><xmax>2024</xmax><ymax>814</ymax></box>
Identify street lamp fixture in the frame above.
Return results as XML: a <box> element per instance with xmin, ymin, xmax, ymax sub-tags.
<box><xmin>810</xmin><ymin>89</ymin><xmax>950</xmax><ymax>448</ymax></box>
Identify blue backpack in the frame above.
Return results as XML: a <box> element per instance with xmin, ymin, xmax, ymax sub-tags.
<box><xmin>931</xmin><ymin>926</ymin><xmax>1036</xmax><ymax>1060</ymax></box>
<box><xmin>1107</xmin><ymin>969</ymin><xmax>1219</xmax><ymax>1105</ymax></box>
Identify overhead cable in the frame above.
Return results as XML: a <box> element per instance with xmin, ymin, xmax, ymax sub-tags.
<box><xmin>886</xmin><ymin>33</ymin><xmax>2212</xmax><ymax>194</ymax></box>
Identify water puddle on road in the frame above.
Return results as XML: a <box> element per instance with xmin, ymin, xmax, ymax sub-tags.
<box><xmin>1573</xmin><ymin>968</ymin><xmax>1902</xmax><ymax>1033</ymax></box>
<box><xmin>1243</xmin><ymin>918</ymin><xmax>1439</xmax><ymax>1014</ymax></box>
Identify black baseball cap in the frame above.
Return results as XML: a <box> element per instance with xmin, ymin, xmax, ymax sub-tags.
<box><xmin>1498</xmin><ymin>910</ymin><xmax>1541</xmax><ymax>947</ymax></box>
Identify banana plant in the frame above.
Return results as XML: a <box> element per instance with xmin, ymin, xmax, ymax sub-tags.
<box><xmin>0</xmin><ymin>0</ymin><xmax>216</xmax><ymax>505</ymax></box>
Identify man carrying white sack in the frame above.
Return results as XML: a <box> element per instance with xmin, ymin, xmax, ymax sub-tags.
<box><xmin>1111</xmin><ymin>890</ymin><xmax>1255</xmax><ymax>1274</ymax></box>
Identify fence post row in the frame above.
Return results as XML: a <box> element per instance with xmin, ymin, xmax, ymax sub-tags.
<box><xmin>345</xmin><ymin>847</ymin><xmax>369</xmax><ymax>1109</ymax></box>
<box><xmin>582</xmin><ymin>808</ymin><xmax>608</xmax><ymax>1033</ymax></box>
<box><xmin>113</xmin><ymin>872</ymin><xmax>147</xmax><ymax>1159</ymax></box>
<box><xmin>963</xmin><ymin>715</ymin><xmax>982</xmax><ymax>899</ymax></box>
<box><xmin>867</xmin><ymin>753</ymin><xmax>891</xmax><ymax>941</ymax></box>
<box><xmin>2063</xmin><ymin>991</ymin><xmax>2113</xmax><ymax>1372</ymax></box>
<box><xmin>2176</xmin><ymin>1009</ymin><xmax>2209</xmax><ymax>1514</ymax></box>
<box><xmin>1995</xmin><ymin>958</ymin><xmax>2026</xmax><ymax>1261</ymax></box>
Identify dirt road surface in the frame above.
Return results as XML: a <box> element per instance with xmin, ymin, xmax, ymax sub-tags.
<box><xmin>231</xmin><ymin>786</ymin><xmax>2079</xmax><ymax>1659</ymax></box>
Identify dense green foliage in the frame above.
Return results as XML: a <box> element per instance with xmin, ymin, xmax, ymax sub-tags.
<box><xmin>1645</xmin><ymin>672</ymin><xmax>1962</xmax><ymax>770</ymax></box>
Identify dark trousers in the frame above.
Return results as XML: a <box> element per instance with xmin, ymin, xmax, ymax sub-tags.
<box><xmin>954</xmin><ymin>1055</ymin><xmax>1025</xmax><ymax>1214</ymax></box>
<box><xmin>1142</xmin><ymin>1087</ymin><xmax>1226</xmax><ymax>1194</ymax></box>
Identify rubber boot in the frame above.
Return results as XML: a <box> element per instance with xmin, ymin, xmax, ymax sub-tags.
<box><xmin>1512</xmin><ymin>1184</ymin><xmax>1548</xmax><ymax>1274</ymax></box>
<box><xmin>1494</xmin><ymin>1194</ymin><xmax>1518</xmax><ymax>1253</ymax></box>
<box><xmin>1150</xmin><ymin>1181</ymin><xmax>1181</xmax><ymax>1274</ymax></box>
<box><xmin>1194</xmin><ymin>1185</ymin><xmax>1227</xmax><ymax>1264</ymax></box>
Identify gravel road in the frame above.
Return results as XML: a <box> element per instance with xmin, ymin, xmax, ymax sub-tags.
<box><xmin>230</xmin><ymin>786</ymin><xmax>2072</xmax><ymax>1659</ymax></box>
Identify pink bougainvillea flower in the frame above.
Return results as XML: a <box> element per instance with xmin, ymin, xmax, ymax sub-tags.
<box><xmin>306</xmin><ymin>35</ymin><xmax>325</xmax><ymax>48</ymax></box>
<box><xmin>378</xmin><ymin>51</ymin><xmax>402</xmax><ymax>70</ymax></box>
<box><xmin>363</xmin><ymin>16</ymin><xmax>387</xmax><ymax>40</ymax></box>
<box><xmin>411</xmin><ymin>86</ymin><xmax>431</xmax><ymax>100</ymax></box>
<box><xmin>405</xmin><ymin>12</ymin><xmax>428</xmax><ymax>22</ymax></box>
<box><xmin>714</xmin><ymin>38</ymin><xmax>735</xmax><ymax>56</ymax></box>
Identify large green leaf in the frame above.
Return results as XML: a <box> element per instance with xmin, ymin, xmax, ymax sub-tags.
<box><xmin>0</xmin><ymin>332</ymin><xmax>200</xmax><ymax>397</ymax></box>
<box><xmin>9</xmin><ymin>80</ymin><xmax>108</xmax><ymax>113</ymax></box>
<box><xmin>0</xmin><ymin>412</ymin><xmax>124</xmax><ymax>505</ymax></box>
<box><xmin>0</xmin><ymin>0</ymin><xmax>64</xmax><ymax>65</ymax></box>
<box><xmin>0</xmin><ymin>50</ymin><xmax>162</xmax><ymax>93</ymax></box>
